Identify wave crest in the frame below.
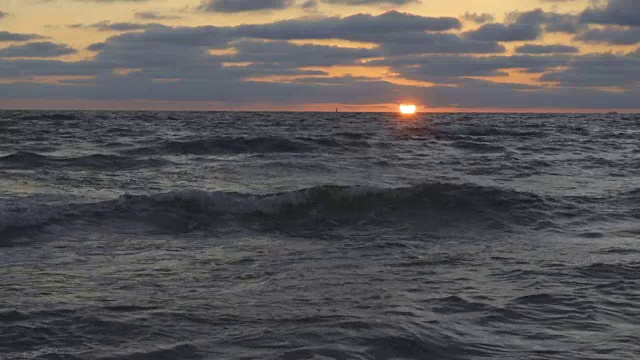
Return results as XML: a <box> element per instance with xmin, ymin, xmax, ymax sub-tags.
<box><xmin>128</xmin><ymin>136</ymin><xmax>313</xmax><ymax>155</ymax></box>
<box><xmin>110</xmin><ymin>183</ymin><xmax>568</xmax><ymax>232</ymax></box>
<box><xmin>125</xmin><ymin>135</ymin><xmax>370</xmax><ymax>156</ymax></box>
<box><xmin>1</xmin><ymin>182</ymin><xmax>586</xmax><ymax>242</ymax></box>
<box><xmin>0</xmin><ymin>152</ymin><xmax>166</xmax><ymax>170</ymax></box>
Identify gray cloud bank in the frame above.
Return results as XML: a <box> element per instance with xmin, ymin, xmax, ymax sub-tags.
<box><xmin>1</xmin><ymin>0</ymin><xmax>639</xmax><ymax>109</ymax></box>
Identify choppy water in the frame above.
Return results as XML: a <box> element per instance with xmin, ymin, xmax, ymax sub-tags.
<box><xmin>1</xmin><ymin>111</ymin><xmax>639</xmax><ymax>359</ymax></box>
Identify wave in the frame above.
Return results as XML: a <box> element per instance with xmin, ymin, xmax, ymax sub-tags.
<box><xmin>0</xmin><ymin>151</ymin><xmax>167</xmax><ymax>170</ymax></box>
<box><xmin>17</xmin><ymin>113</ymin><xmax>81</xmax><ymax>121</ymax></box>
<box><xmin>390</xmin><ymin>124</ymin><xmax>546</xmax><ymax>141</ymax></box>
<box><xmin>113</xmin><ymin>182</ymin><xmax>566</xmax><ymax>229</ymax></box>
<box><xmin>432</xmin><ymin>125</ymin><xmax>546</xmax><ymax>138</ymax></box>
<box><xmin>96</xmin><ymin>343</ymin><xmax>200</xmax><ymax>360</ymax></box>
<box><xmin>0</xmin><ymin>203</ymin><xmax>68</xmax><ymax>245</ymax></box>
<box><xmin>575</xmin><ymin>263</ymin><xmax>640</xmax><ymax>280</ymax></box>
<box><xmin>450</xmin><ymin>140</ymin><xmax>507</xmax><ymax>153</ymax></box>
<box><xmin>127</xmin><ymin>136</ymin><xmax>312</xmax><ymax>155</ymax></box>
<box><xmin>1</xmin><ymin>182</ymin><xmax>584</xmax><ymax>243</ymax></box>
<box><xmin>125</xmin><ymin>135</ymin><xmax>370</xmax><ymax>156</ymax></box>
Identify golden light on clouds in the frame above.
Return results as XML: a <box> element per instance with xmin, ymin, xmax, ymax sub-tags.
<box><xmin>0</xmin><ymin>0</ymin><xmax>636</xmax><ymax>111</ymax></box>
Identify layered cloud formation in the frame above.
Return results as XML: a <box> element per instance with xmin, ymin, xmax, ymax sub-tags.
<box><xmin>0</xmin><ymin>0</ymin><xmax>639</xmax><ymax>110</ymax></box>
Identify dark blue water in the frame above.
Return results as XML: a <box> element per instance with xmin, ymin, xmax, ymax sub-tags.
<box><xmin>1</xmin><ymin>111</ymin><xmax>639</xmax><ymax>359</ymax></box>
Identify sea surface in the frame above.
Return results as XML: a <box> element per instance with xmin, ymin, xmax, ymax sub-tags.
<box><xmin>1</xmin><ymin>111</ymin><xmax>639</xmax><ymax>359</ymax></box>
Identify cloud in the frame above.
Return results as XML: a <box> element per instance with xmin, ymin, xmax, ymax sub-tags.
<box><xmin>77</xmin><ymin>0</ymin><xmax>150</xmax><ymax>2</ymax></box>
<box><xmin>2</xmin><ymin>5</ymin><xmax>639</xmax><ymax>110</ymax></box>
<box><xmin>134</xmin><ymin>11</ymin><xmax>181</xmax><ymax>20</ymax></box>
<box><xmin>464</xmin><ymin>8</ymin><xmax>586</xmax><ymax>43</ymax></box>
<box><xmin>516</xmin><ymin>44</ymin><xmax>579</xmax><ymax>54</ymax></box>
<box><xmin>198</xmin><ymin>0</ymin><xmax>419</xmax><ymax>12</ymax></box>
<box><xmin>0</xmin><ymin>31</ymin><xmax>47</xmax><ymax>42</ymax></box>
<box><xmin>34</xmin><ymin>0</ymin><xmax>149</xmax><ymax>2</ymax></box>
<box><xmin>576</xmin><ymin>26</ymin><xmax>640</xmax><ymax>45</ymax></box>
<box><xmin>377</xmin><ymin>32</ymin><xmax>504</xmax><ymax>55</ymax></box>
<box><xmin>235</xmin><ymin>11</ymin><xmax>461</xmax><ymax>40</ymax></box>
<box><xmin>0</xmin><ymin>58</ymin><xmax>98</xmax><ymax>78</ymax></box>
<box><xmin>5</xmin><ymin>70</ymin><xmax>640</xmax><ymax>110</ymax></box>
<box><xmin>541</xmin><ymin>52</ymin><xmax>640</xmax><ymax>88</ymax></box>
<box><xmin>373</xmin><ymin>54</ymin><xmax>570</xmax><ymax>81</ymax></box>
<box><xmin>464</xmin><ymin>22</ymin><xmax>541</xmax><ymax>42</ymax></box>
<box><xmin>321</xmin><ymin>0</ymin><xmax>419</xmax><ymax>5</ymax></box>
<box><xmin>199</xmin><ymin>0</ymin><xmax>294</xmax><ymax>13</ymax></box>
<box><xmin>0</xmin><ymin>10</ymin><xmax>8</xmax><ymax>19</ymax></box>
<box><xmin>465</xmin><ymin>9</ymin><xmax>578</xmax><ymax>41</ymax></box>
<box><xmin>85</xmin><ymin>11</ymin><xmax>496</xmax><ymax>57</ymax></box>
<box><xmin>581</xmin><ymin>0</ymin><xmax>640</xmax><ymax>27</ymax></box>
<box><xmin>0</xmin><ymin>42</ymin><xmax>77</xmax><ymax>58</ymax></box>
<box><xmin>68</xmin><ymin>21</ymin><xmax>167</xmax><ymax>32</ymax></box>
<box><xmin>462</xmin><ymin>12</ymin><xmax>494</xmax><ymax>24</ymax></box>
<box><xmin>224</xmin><ymin>39</ymin><xmax>379</xmax><ymax>67</ymax></box>
<box><xmin>517</xmin><ymin>9</ymin><xmax>585</xmax><ymax>33</ymax></box>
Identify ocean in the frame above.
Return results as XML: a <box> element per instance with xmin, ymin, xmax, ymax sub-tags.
<box><xmin>1</xmin><ymin>111</ymin><xmax>639</xmax><ymax>359</ymax></box>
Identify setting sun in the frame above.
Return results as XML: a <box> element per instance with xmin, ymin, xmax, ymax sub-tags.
<box><xmin>399</xmin><ymin>104</ymin><xmax>417</xmax><ymax>115</ymax></box>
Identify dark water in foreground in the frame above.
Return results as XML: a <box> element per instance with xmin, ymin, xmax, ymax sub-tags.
<box><xmin>1</xmin><ymin>111</ymin><xmax>639</xmax><ymax>359</ymax></box>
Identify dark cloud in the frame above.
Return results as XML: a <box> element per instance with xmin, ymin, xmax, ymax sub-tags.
<box><xmin>516</xmin><ymin>44</ymin><xmax>579</xmax><ymax>54</ymax></box>
<box><xmin>134</xmin><ymin>11</ymin><xmax>181</xmax><ymax>20</ymax></box>
<box><xmin>0</xmin><ymin>31</ymin><xmax>47</xmax><ymax>42</ymax></box>
<box><xmin>68</xmin><ymin>21</ymin><xmax>167</xmax><ymax>32</ymax></box>
<box><xmin>377</xmin><ymin>32</ymin><xmax>504</xmax><ymax>55</ymax></box>
<box><xmin>465</xmin><ymin>9</ymin><xmax>584</xmax><ymax>41</ymax></box>
<box><xmin>235</xmin><ymin>11</ymin><xmax>461</xmax><ymax>40</ymax></box>
<box><xmin>198</xmin><ymin>0</ymin><xmax>419</xmax><ymax>12</ymax></box>
<box><xmin>464</xmin><ymin>22</ymin><xmax>541</xmax><ymax>42</ymax></box>
<box><xmin>321</xmin><ymin>0</ymin><xmax>419</xmax><ymax>5</ymax></box>
<box><xmin>232</xmin><ymin>10</ymin><xmax>485</xmax><ymax>56</ymax></box>
<box><xmin>77</xmin><ymin>0</ymin><xmax>150</xmax><ymax>2</ymax></box>
<box><xmin>3</xmin><ymin>5</ymin><xmax>639</xmax><ymax>110</ymax></box>
<box><xmin>0</xmin><ymin>42</ymin><xmax>77</xmax><ymax>58</ymax></box>
<box><xmin>93</xmin><ymin>26</ymin><xmax>232</xmax><ymax>49</ymax></box>
<box><xmin>581</xmin><ymin>0</ymin><xmax>640</xmax><ymax>27</ymax></box>
<box><xmin>300</xmin><ymin>0</ymin><xmax>317</xmax><ymax>9</ymax></box>
<box><xmin>0</xmin><ymin>10</ymin><xmax>8</xmax><ymax>19</ymax></box>
<box><xmin>199</xmin><ymin>0</ymin><xmax>294</xmax><ymax>13</ymax></box>
<box><xmin>0</xmin><ymin>58</ymin><xmax>99</xmax><ymax>78</ymax></box>
<box><xmin>462</xmin><ymin>12</ymin><xmax>494</xmax><ymax>24</ymax></box>
<box><xmin>541</xmin><ymin>12</ymin><xmax>586</xmax><ymax>34</ymax></box>
<box><xmin>224</xmin><ymin>40</ymin><xmax>379</xmax><ymax>67</ymax></box>
<box><xmin>576</xmin><ymin>27</ymin><xmax>640</xmax><ymax>45</ymax></box>
<box><xmin>515</xmin><ymin>9</ymin><xmax>585</xmax><ymax>33</ymax></box>
<box><xmin>541</xmin><ymin>53</ymin><xmax>640</xmax><ymax>88</ymax></box>
<box><xmin>85</xmin><ymin>11</ymin><xmax>495</xmax><ymax>57</ymax></box>
<box><xmin>34</xmin><ymin>0</ymin><xmax>149</xmax><ymax>2</ymax></box>
<box><xmin>373</xmin><ymin>54</ymin><xmax>570</xmax><ymax>81</ymax></box>
<box><xmin>4</xmin><ymin>70</ymin><xmax>640</xmax><ymax>110</ymax></box>
<box><xmin>465</xmin><ymin>9</ymin><xmax>585</xmax><ymax>43</ymax></box>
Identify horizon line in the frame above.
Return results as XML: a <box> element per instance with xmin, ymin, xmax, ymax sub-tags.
<box><xmin>1</xmin><ymin>107</ymin><xmax>638</xmax><ymax>114</ymax></box>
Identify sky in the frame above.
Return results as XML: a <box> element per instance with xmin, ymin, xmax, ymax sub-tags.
<box><xmin>0</xmin><ymin>0</ymin><xmax>639</xmax><ymax>112</ymax></box>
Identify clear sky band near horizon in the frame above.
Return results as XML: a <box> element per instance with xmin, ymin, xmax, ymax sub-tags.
<box><xmin>0</xmin><ymin>0</ymin><xmax>639</xmax><ymax>111</ymax></box>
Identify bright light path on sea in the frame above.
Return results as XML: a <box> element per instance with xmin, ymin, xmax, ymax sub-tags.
<box><xmin>399</xmin><ymin>104</ymin><xmax>417</xmax><ymax>115</ymax></box>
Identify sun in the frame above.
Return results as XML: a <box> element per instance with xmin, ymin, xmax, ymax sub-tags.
<box><xmin>399</xmin><ymin>104</ymin><xmax>417</xmax><ymax>115</ymax></box>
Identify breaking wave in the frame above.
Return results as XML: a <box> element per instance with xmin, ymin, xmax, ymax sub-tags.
<box><xmin>0</xmin><ymin>182</ymin><xmax>589</xmax><ymax>243</ymax></box>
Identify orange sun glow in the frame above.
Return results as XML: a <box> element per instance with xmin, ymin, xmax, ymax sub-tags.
<box><xmin>399</xmin><ymin>104</ymin><xmax>417</xmax><ymax>115</ymax></box>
